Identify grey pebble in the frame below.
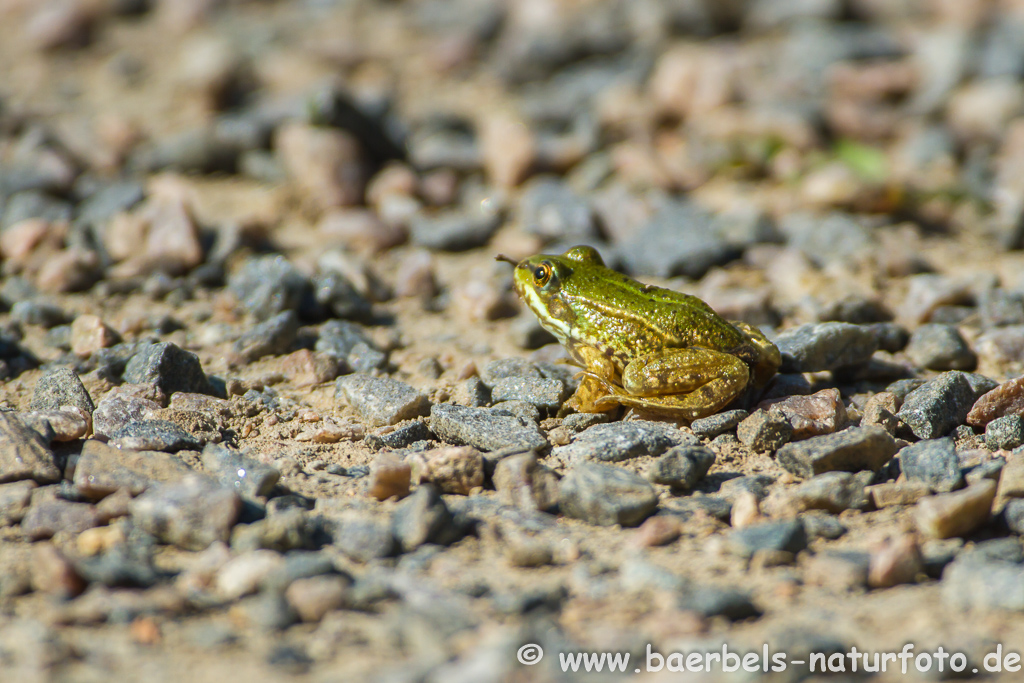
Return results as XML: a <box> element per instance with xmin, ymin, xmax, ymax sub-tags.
<box><xmin>942</xmin><ymin>555</ymin><xmax>1024</xmax><ymax>611</ymax></box>
<box><xmin>561</xmin><ymin>411</ymin><xmax>613</xmax><ymax>432</ymax></box>
<box><xmin>718</xmin><ymin>475</ymin><xmax>775</xmax><ymax>502</ymax></box>
<box><xmin>979</xmin><ymin>289</ymin><xmax>1024</xmax><ymax>328</ymax></box>
<box><xmin>92</xmin><ymin>394</ymin><xmax>161</xmax><ymax>440</ymax></box>
<box><xmin>0</xmin><ymin>480</ymin><xmax>35</xmax><ymax>525</ymax></box>
<box><xmin>899</xmin><ymin>437</ymin><xmax>964</xmax><ymax>492</ymax></box>
<box><xmin>867</xmin><ymin>322</ymin><xmax>910</xmax><ymax>353</ymax></box>
<box><xmin>30</xmin><ymin>366</ymin><xmax>94</xmax><ymax>414</ymax></box>
<box><xmin>552</xmin><ymin>420</ymin><xmax>694</xmax><ymax>464</ymax></box>
<box><xmin>336</xmin><ymin>374</ymin><xmax>430</xmax><ymax>428</ymax></box>
<box><xmin>391</xmin><ymin>484</ymin><xmax>455</xmax><ymax>552</ymax></box>
<box><xmin>489</xmin><ymin>400</ymin><xmax>540</xmax><ymax>423</ymax></box>
<box><xmin>905</xmin><ymin>323</ymin><xmax>977</xmax><ymax>371</ymax></box>
<box><xmin>364</xmin><ymin>420</ymin><xmax>433</xmax><ymax>451</ymax></box>
<box><xmin>429</xmin><ymin>403</ymin><xmax>547</xmax><ymax>453</ymax></box>
<box><xmin>737</xmin><ymin>408</ymin><xmax>793</xmax><ymax>452</ymax></box>
<box><xmin>201</xmin><ymin>443</ymin><xmax>280</xmax><ymax>498</ymax></box>
<box><xmin>123</xmin><ymin>342</ymin><xmax>214</xmax><ymax>397</ymax></box>
<box><xmin>312</xmin><ymin>270</ymin><xmax>371</xmax><ymax>320</ymax></box>
<box><xmin>21</xmin><ymin>498</ymin><xmax>101</xmax><ymax>540</ymax></box>
<box><xmin>646</xmin><ymin>444</ymin><xmax>715</xmax><ymax>490</ymax></box>
<box><xmin>232</xmin><ymin>310</ymin><xmax>299</xmax><ymax>362</ymax></box>
<box><xmin>490</xmin><ymin>376</ymin><xmax>568</xmax><ymax>412</ymax></box>
<box><xmin>331</xmin><ymin>513</ymin><xmax>396</xmax><ymax>562</ymax></box>
<box><xmin>774</xmin><ymin>322</ymin><xmax>878</xmax><ymax>373</ymax></box>
<box><xmin>73</xmin><ymin>439</ymin><xmax>191</xmax><ymax>498</ymax></box>
<box><xmin>677</xmin><ymin>585</ymin><xmax>762</xmax><ymax>621</ymax></box>
<box><xmin>130</xmin><ymin>474</ymin><xmax>242</xmax><ymax>550</ymax></box>
<box><xmin>316</xmin><ymin>320</ymin><xmax>386</xmax><ymax>373</ymax></box>
<box><xmin>801</xmin><ymin>512</ymin><xmax>848</xmax><ymax>540</ymax></box>
<box><xmin>0</xmin><ymin>413</ymin><xmax>60</xmax><ymax>484</ymax></box>
<box><xmin>776</xmin><ymin>426</ymin><xmax>898</xmax><ymax>479</ymax></box>
<box><xmin>787</xmin><ymin>471</ymin><xmax>870</xmax><ymax>513</ymax></box>
<box><xmin>518</xmin><ymin>176</ymin><xmax>597</xmax><ymax>243</ymax></box>
<box><xmin>11</xmin><ymin>301</ymin><xmax>67</xmax><ymax>328</ymax></box>
<box><xmin>896</xmin><ymin>371</ymin><xmax>977</xmax><ymax>440</ymax></box>
<box><xmin>559</xmin><ymin>461</ymin><xmax>658</xmax><ymax>527</ymax></box>
<box><xmin>1003</xmin><ymin>499</ymin><xmax>1024</xmax><ymax>535</ymax></box>
<box><xmin>661</xmin><ymin>496</ymin><xmax>733</xmax><ymax>522</ymax></box>
<box><xmin>986</xmin><ymin>414</ymin><xmax>1024</xmax><ymax>450</ymax></box>
<box><xmin>690</xmin><ymin>409</ymin><xmax>748</xmax><ymax>440</ymax></box>
<box><xmin>228</xmin><ymin>255</ymin><xmax>308</xmax><ymax>321</ymax></box>
<box><xmin>109</xmin><ymin>420</ymin><xmax>204</xmax><ymax>452</ymax></box>
<box><xmin>479</xmin><ymin>358</ymin><xmax>542</xmax><ymax>386</ymax></box>
<box><xmin>409</xmin><ymin>210</ymin><xmax>501</xmax><ymax>252</ymax></box>
<box><xmin>618</xmin><ymin>200</ymin><xmax>738</xmax><ymax>279</ymax></box>
<box><xmin>728</xmin><ymin>519</ymin><xmax>808</xmax><ymax>558</ymax></box>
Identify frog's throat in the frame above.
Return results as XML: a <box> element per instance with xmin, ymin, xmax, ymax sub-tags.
<box><xmin>521</xmin><ymin>286</ymin><xmax>572</xmax><ymax>346</ymax></box>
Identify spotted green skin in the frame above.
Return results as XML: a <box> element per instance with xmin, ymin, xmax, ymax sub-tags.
<box><xmin>508</xmin><ymin>245</ymin><xmax>781</xmax><ymax>420</ymax></box>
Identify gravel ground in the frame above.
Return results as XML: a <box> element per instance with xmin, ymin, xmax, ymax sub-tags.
<box><xmin>3</xmin><ymin>0</ymin><xmax>1024</xmax><ymax>681</ymax></box>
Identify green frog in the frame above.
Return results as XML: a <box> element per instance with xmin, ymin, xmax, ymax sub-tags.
<box><xmin>497</xmin><ymin>246</ymin><xmax>780</xmax><ymax>420</ymax></box>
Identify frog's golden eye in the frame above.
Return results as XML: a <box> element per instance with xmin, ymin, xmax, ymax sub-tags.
<box><xmin>533</xmin><ymin>263</ymin><xmax>552</xmax><ymax>286</ymax></box>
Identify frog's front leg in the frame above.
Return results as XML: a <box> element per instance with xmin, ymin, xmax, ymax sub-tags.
<box><xmin>558</xmin><ymin>344</ymin><xmax>620</xmax><ymax>416</ymax></box>
<box><xmin>591</xmin><ymin>347</ymin><xmax>749</xmax><ymax>420</ymax></box>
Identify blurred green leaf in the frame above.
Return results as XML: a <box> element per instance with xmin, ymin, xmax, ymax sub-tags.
<box><xmin>835</xmin><ymin>139</ymin><xmax>889</xmax><ymax>183</ymax></box>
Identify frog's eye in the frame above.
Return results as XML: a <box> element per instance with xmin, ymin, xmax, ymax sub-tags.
<box><xmin>533</xmin><ymin>263</ymin><xmax>552</xmax><ymax>286</ymax></box>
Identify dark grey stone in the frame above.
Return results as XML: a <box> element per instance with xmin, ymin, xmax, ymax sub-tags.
<box><xmin>559</xmin><ymin>461</ymin><xmax>658</xmax><ymax>527</ymax></box>
<box><xmin>979</xmin><ymin>289</ymin><xmax>1024</xmax><ymax>328</ymax></box>
<box><xmin>479</xmin><ymin>358</ymin><xmax>542</xmax><ymax>386</ymax></box>
<box><xmin>364</xmin><ymin>420</ymin><xmax>433</xmax><ymax>451</ymax></box>
<box><xmin>561</xmin><ymin>411</ymin><xmax>613</xmax><ymax>432</ymax></box>
<box><xmin>553</xmin><ymin>420</ymin><xmax>695</xmax><ymax>463</ymax></box>
<box><xmin>30</xmin><ymin>366</ymin><xmax>94</xmax><ymax>413</ymax></box>
<box><xmin>737</xmin><ymin>408</ymin><xmax>793</xmax><ymax>452</ymax></box>
<box><xmin>337</xmin><ymin>374</ymin><xmax>430</xmax><ymax>428</ymax></box>
<box><xmin>788</xmin><ymin>471</ymin><xmax>870</xmax><ymax>513</ymax></box>
<box><xmin>228</xmin><ymin>256</ymin><xmax>309</xmax><ymax>321</ymax></box>
<box><xmin>646</xmin><ymin>444</ymin><xmax>715</xmax><ymax>490</ymax></box>
<box><xmin>718</xmin><ymin>475</ymin><xmax>775</xmax><ymax>502</ymax></box>
<box><xmin>409</xmin><ymin>210</ymin><xmax>501</xmax><ymax>251</ymax></box>
<box><xmin>900</xmin><ymin>437</ymin><xmax>963</xmax><ymax>492</ymax></box>
<box><xmin>1004</xmin><ymin>499</ymin><xmax>1024</xmax><ymax>535</ymax></box>
<box><xmin>518</xmin><ymin>176</ymin><xmax>597</xmax><ymax>242</ymax></box>
<box><xmin>776</xmin><ymin>426</ymin><xmax>898</xmax><ymax>479</ymax></box>
<box><xmin>0</xmin><ymin>413</ymin><xmax>59</xmax><ymax>484</ymax></box>
<box><xmin>897</xmin><ymin>371</ymin><xmax>977</xmax><ymax>440</ymax></box>
<box><xmin>942</xmin><ymin>556</ymin><xmax>1024</xmax><ymax>611</ymax></box>
<box><xmin>774</xmin><ymin>322</ymin><xmax>879</xmax><ymax>372</ymax></box>
<box><xmin>905</xmin><ymin>323</ymin><xmax>977</xmax><ymax>371</ymax></box>
<box><xmin>728</xmin><ymin>519</ymin><xmax>808</xmax><ymax>558</ymax></box>
<box><xmin>690</xmin><ymin>409</ymin><xmax>749</xmax><ymax>440</ymax></box>
<box><xmin>986</xmin><ymin>414</ymin><xmax>1024</xmax><ymax>450</ymax></box>
<box><xmin>332</xmin><ymin>513</ymin><xmax>396</xmax><ymax>562</ymax></box>
<box><xmin>867</xmin><ymin>322</ymin><xmax>910</xmax><ymax>353</ymax></box>
<box><xmin>429</xmin><ymin>403</ymin><xmax>547</xmax><ymax>453</ymax></box>
<box><xmin>232</xmin><ymin>310</ymin><xmax>299</xmax><ymax>362</ymax></box>
<box><xmin>677</xmin><ymin>586</ymin><xmax>762</xmax><ymax>621</ymax></box>
<box><xmin>10</xmin><ymin>301</ymin><xmax>67</xmax><ymax>328</ymax></box>
<box><xmin>109</xmin><ymin>419</ymin><xmax>204</xmax><ymax>452</ymax></box>
<box><xmin>315</xmin><ymin>320</ymin><xmax>386</xmax><ymax>372</ymax></box>
<box><xmin>123</xmin><ymin>342</ymin><xmax>214</xmax><ymax>397</ymax></box>
<box><xmin>391</xmin><ymin>484</ymin><xmax>454</xmax><ymax>552</ymax></box>
<box><xmin>311</xmin><ymin>271</ymin><xmax>371</xmax><ymax>320</ymax></box>
<box><xmin>801</xmin><ymin>512</ymin><xmax>848</xmax><ymax>540</ymax></box>
<box><xmin>490</xmin><ymin>376</ymin><xmax>568</xmax><ymax>412</ymax></box>
<box><xmin>201</xmin><ymin>443</ymin><xmax>280</xmax><ymax>497</ymax></box>
<box><xmin>130</xmin><ymin>474</ymin><xmax>242</xmax><ymax>550</ymax></box>
<box><xmin>618</xmin><ymin>200</ymin><xmax>738</xmax><ymax>279</ymax></box>
<box><xmin>1</xmin><ymin>190</ymin><xmax>72</xmax><ymax>229</ymax></box>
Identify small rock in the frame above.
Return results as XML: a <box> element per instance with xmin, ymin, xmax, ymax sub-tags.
<box><xmin>393</xmin><ymin>250</ymin><xmax>438</xmax><ymax>299</ymax></box>
<box><xmin>905</xmin><ymin>323</ymin><xmax>977</xmax><ymax>371</ymax></box>
<box><xmin>727</xmin><ymin>519</ymin><xmax>808</xmax><ymax>558</ymax></box>
<box><xmin>391</xmin><ymin>484</ymin><xmax>454</xmax><ymax>552</ymax></box>
<box><xmin>1003</xmin><ymin>498</ymin><xmax>1024</xmax><ymax>535</ymax></box>
<box><xmin>130</xmin><ymin>474</ymin><xmax>242</xmax><ymax>550</ymax></box>
<box><xmin>409</xmin><ymin>210</ymin><xmax>501</xmax><ymax>252</ymax></box>
<box><xmin>861</xmin><ymin>391</ymin><xmax>901</xmax><ymax>435</ymax></box>
<box><xmin>31</xmin><ymin>544</ymin><xmax>86</xmax><ymax>599</ymax></box>
<box><xmin>108</xmin><ymin>420</ymin><xmax>203</xmax><ymax>452</ymax></box>
<box><xmin>20</xmin><ymin>407</ymin><xmax>89</xmax><ymax>442</ymax></box>
<box><xmin>618</xmin><ymin>200</ymin><xmax>736</xmax><ymax>279</ymax></box>
<box><xmin>70</xmin><ymin>314</ymin><xmax>119</xmax><ymax>357</ymax></box>
<box><xmin>867</xmin><ymin>480</ymin><xmax>932</xmax><ymax>508</ymax></box>
<box><xmin>786</xmin><ymin>471</ymin><xmax>870</xmax><ymax>513</ymax></box>
<box><xmin>275</xmin><ymin>122</ymin><xmax>365</xmax><ymax>211</ymax></box>
<box><xmin>804</xmin><ymin>551</ymin><xmax>870</xmax><ymax>591</ymax></box>
<box><xmin>632</xmin><ymin>515</ymin><xmax>683</xmax><ymax>547</ymax></box>
<box><xmin>330</xmin><ymin>512</ymin><xmax>396</xmax><ymax>562</ymax></box>
<box><xmin>558</xmin><ymin>462</ymin><xmax>658</xmax><ymax>527</ymax></box>
<box><xmin>286</xmin><ymin>575</ymin><xmax>350</xmax><ymax>622</ymax></box>
<box><xmin>36</xmin><ymin>248</ymin><xmax>102</xmax><ymax>293</ymax></box>
<box><xmin>868</xmin><ymin>535</ymin><xmax>923</xmax><ymax>588</ymax></box>
<box><xmin>492</xmin><ymin>452</ymin><xmax>560</xmax><ymax>512</ymax></box>
<box><xmin>690</xmin><ymin>410</ymin><xmax>748</xmax><ymax>439</ymax></box>
<box><xmin>408</xmin><ymin>446</ymin><xmax>484</xmax><ymax>495</ymax></box>
<box><xmin>916</xmin><ymin>479</ymin><xmax>997</xmax><ymax>539</ymax></box>
<box><xmin>0</xmin><ymin>413</ymin><xmax>60</xmax><ymax>484</ymax></box>
<box><xmin>489</xmin><ymin>377</ymin><xmax>568</xmax><ymax>413</ymax></box>
<box><xmin>900</xmin><ymin>438</ymin><xmax>964</xmax><ymax>492</ymax></box>
<box><xmin>73</xmin><ymin>439</ymin><xmax>191</xmax><ymax>499</ymax></box>
<box><xmin>479</xmin><ymin>358</ymin><xmax>542</xmax><ymax>386</ymax></box>
<box><xmin>0</xmin><ymin>481</ymin><xmax>36</xmax><ymax>525</ymax></box>
<box><xmin>336</xmin><ymin>374</ymin><xmax>430</xmax><ymax>428</ymax></box>
<box><xmin>758</xmin><ymin>388</ymin><xmax>847</xmax><ymax>440</ymax></box>
<box><xmin>364</xmin><ymin>421</ymin><xmax>432</xmax><ymax>451</ymax></box>
<box><xmin>897</xmin><ymin>371</ymin><xmax>977</xmax><ymax>439</ymax></box>
<box><xmin>367</xmin><ymin>453</ymin><xmax>411</xmax><ymax>501</ymax></box>
<box><xmin>228</xmin><ymin>256</ymin><xmax>308</xmax><ymax>322</ymax></box>
<box><xmin>730</xmin><ymin>491</ymin><xmax>763</xmax><ymax>528</ymax></box>
<box><xmin>21</xmin><ymin>498</ymin><xmax>101</xmax><ymax>540</ymax></box>
<box><xmin>11</xmin><ymin>301</ymin><xmax>66</xmax><ymax>328</ymax></box>
<box><xmin>30</xmin><ymin>366</ymin><xmax>94</xmax><ymax>414</ymax></box>
<box><xmin>215</xmin><ymin>550</ymin><xmax>285</xmax><ymax>600</ymax></box>
<box><xmin>986</xmin><ymin>414</ymin><xmax>1024</xmax><ymax>450</ymax></box>
<box><xmin>968</xmin><ymin>376</ymin><xmax>1024</xmax><ymax>428</ymax></box>
<box><xmin>430</xmin><ymin>403</ymin><xmax>547</xmax><ymax>453</ymax></box>
<box><xmin>646</xmin><ymin>444</ymin><xmax>715</xmax><ymax>490</ymax></box>
<box><xmin>315</xmin><ymin>320</ymin><xmax>385</xmax><ymax>372</ymax></box>
<box><xmin>942</xmin><ymin>556</ymin><xmax>1024</xmax><ymax>611</ymax></box>
<box><xmin>677</xmin><ymin>586</ymin><xmax>762</xmax><ymax>621</ymax></box>
<box><xmin>92</xmin><ymin>394</ymin><xmax>162</xmax><ymax>440</ymax></box>
<box><xmin>552</xmin><ymin>420</ymin><xmax>693</xmax><ymax>463</ymax></box>
<box><xmin>997</xmin><ymin>455</ymin><xmax>1024</xmax><ymax>504</ymax></box>
<box><xmin>231</xmin><ymin>311</ymin><xmax>299</xmax><ymax>363</ymax></box>
<box><xmin>737</xmin><ymin>408</ymin><xmax>793</xmax><ymax>452</ymax></box>
<box><xmin>123</xmin><ymin>342</ymin><xmax>213</xmax><ymax>397</ymax></box>
<box><xmin>278</xmin><ymin>350</ymin><xmax>340</xmax><ymax>387</ymax></box>
<box><xmin>774</xmin><ymin>322</ymin><xmax>879</xmax><ymax>372</ymax></box>
<box><xmin>201</xmin><ymin>444</ymin><xmax>280</xmax><ymax>498</ymax></box>
<box><xmin>518</xmin><ymin>176</ymin><xmax>596</xmax><ymax>242</ymax></box>
<box><xmin>776</xmin><ymin>426</ymin><xmax>898</xmax><ymax>479</ymax></box>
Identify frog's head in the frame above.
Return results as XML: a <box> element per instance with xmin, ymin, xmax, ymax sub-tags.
<box><xmin>496</xmin><ymin>246</ymin><xmax>607</xmax><ymax>341</ymax></box>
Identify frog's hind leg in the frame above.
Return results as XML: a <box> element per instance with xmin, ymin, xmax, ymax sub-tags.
<box><xmin>590</xmin><ymin>348</ymin><xmax>750</xmax><ymax>420</ymax></box>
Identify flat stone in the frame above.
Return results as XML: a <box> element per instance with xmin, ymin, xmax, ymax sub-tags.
<box><xmin>123</xmin><ymin>342</ymin><xmax>214</xmax><ymax>397</ymax></box>
<box><xmin>367</xmin><ymin>453</ymin><xmax>412</xmax><ymax>501</ymax></box>
<box><xmin>478</xmin><ymin>358</ymin><xmax>542</xmax><ymax>386</ymax></box>
<box><xmin>0</xmin><ymin>480</ymin><xmax>36</xmax><ymax>525</ymax></box>
<box><xmin>92</xmin><ymin>394</ymin><xmax>163</xmax><ymax>440</ymax></box>
<box><xmin>492</xmin><ymin>451</ymin><xmax>560</xmax><ymax>512</ymax></box>
<box><xmin>868</xmin><ymin>535</ymin><xmax>923</xmax><ymax>588</ymax></box>
<box><xmin>804</xmin><ymin>551</ymin><xmax>870</xmax><ymax>591</ymax></box>
<box><xmin>677</xmin><ymin>585</ymin><xmax>762</xmax><ymax>621</ymax></box>
<box><xmin>727</xmin><ymin>519</ymin><xmax>808</xmax><ymax>558</ymax></box>
<box><xmin>286</xmin><ymin>575</ymin><xmax>351</xmax><ymax>622</ymax></box>
<box><xmin>897</xmin><ymin>371</ymin><xmax>977</xmax><ymax>440</ymax></box>
<box><xmin>552</xmin><ymin>420</ymin><xmax>693</xmax><ymax>464</ymax></box>
<box><xmin>73</xmin><ymin>439</ymin><xmax>192</xmax><ymax>499</ymax></box>
<box><xmin>364</xmin><ymin>420</ymin><xmax>432</xmax><ymax>451</ymax></box>
<box><xmin>776</xmin><ymin>426</ymin><xmax>897</xmax><ymax>479</ymax></box>
<box><xmin>337</xmin><ymin>374</ymin><xmax>430</xmax><ymax>428</ymax></box>
<box><xmin>315</xmin><ymin>320</ymin><xmax>386</xmax><ymax>373</ymax></box>
<box><xmin>905</xmin><ymin>323</ymin><xmax>977</xmax><ymax>371</ymax></box>
<box><xmin>942</xmin><ymin>556</ymin><xmax>1024</xmax><ymax>611</ymax></box>
<box><xmin>429</xmin><ymin>403</ymin><xmax>547</xmax><ymax>453</ymax></box>
<box><xmin>900</xmin><ymin>437</ymin><xmax>964</xmax><ymax>492</ymax></box>
<box><xmin>646</xmin><ymin>444</ymin><xmax>715</xmax><ymax>490</ymax></box>
<box><xmin>130</xmin><ymin>474</ymin><xmax>242</xmax><ymax>550</ymax></box>
<box><xmin>228</xmin><ymin>255</ymin><xmax>309</xmax><ymax>321</ymax></box>
<box><xmin>618</xmin><ymin>200</ymin><xmax>737</xmax><ymax>279</ymax></box>
<box><xmin>278</xmin><ymin>350</ymin><xmax>341</xmax><ymax>387</ymax></box>
<box><xmin>757</xmin><ymin>388</ymin><xmax>847</xmax><ymax>440</ymax></box>
<box><xmin>489</xmin><ymin>377</ymin><xmax>568</xmax><ymax>412</ymax></box>
<box><xmin>70</xmin><ymin>314</ymin><xmax>119</xmax><ymax>358</ymax></box>
<box><xmin>408</xmin><ymin>446</ymin><xmax>484</xmax><ymax>495</ymax></box>
<box><xmin>737</xmin><ymin>408</ymin><xmax>793</xmax><ymax>452</ymax></box>
<box><xmin>201</xmin><ymin>443</ymin><xmax>280</xmax><ymax>498</ymax></box>
<box><xmin>916</xmin><ymin>479</ymin><xmax>997</xmax><ymax>539</ymax></box>
<box><xmin>0</xmin><ymin>413</ymin><xmax>60</xmax><ymax>484</ymax></box>
<box><xmin>967</xmin><ymin>376</ymin><xmax>1024</xmax><ymax>428</ymax></box>
<box><xmin>391</xmin><ymin>484</ymin><xmax>454</xmax><ymax>552</ymax></box>
<box><xmin>330</xmin><ymin>511</ymin><xmax>396</xmax><ymax>562</ymax></box>
<box><xmin>786</xmin><ymin>471</ymin><xmax>870</xmax><ymax>513</ymax></box>
<box><xmin>108</xmin><ymin>419</ymin><xmax>203</xmax><ymax>452</ymax></box>
<box><xmin>997</xmin><ymin>456</ymin><xmax>1024</xmax><ymax>505</ymax></box>
<box><xmin>12</xmin><ymin>301</ymin><xmax>67</xmax><ymax>328</ymax></box>
<box><xmin>408</xmin><ymin>210</ymin><xmax>501</xmax><ymax>252</ymax></box>
<box><xmin>21</xmin><ymin>499</ymin><xmax>101</xmax><ymax>540</ymax></box>
<box><xmin>690</xmin><ymin>410</ymin><xmax>748</xmax><ymax>439</ymax></box>
<box><xmin>1003</xmin><ymin>499</ymin><xmax>1024</xmax><ymax>535</ymax></box>
<box><xmin>861</xmin><ymin>391</ymin><xmax>900</xmax><ymax>435</ymax></box>
<box><xmin>867</xmin><ymin>480</ymin><xmax>932</xmax><ymax>508</ymax></box>
<box><xmin>986</xmin><ymin>414</ymin><xmax>1024</xmax><ymax>450</ymax></box>
<box><xmin>231</xmin><ymin>310</ymin><xmax>299</xmax><ymax>363</ymax></box>
<box><xmin>20</xmin><ymin>408</ymin><xmax>89</xmax><ymax>442</ymax></box>
<box><xmin>558</xmin><ymin>462</ymin><xmax>658</xmax><ymax>527</ymax></box>
<box><xmin>774</xmin><ymin>322</ymin><xmax>879</xmax><ymax>372</ymax></box>
<box><xmin>30</xmin><ymin>366</ymin><xmax>94</xmax><ymax>414</ymax></box>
